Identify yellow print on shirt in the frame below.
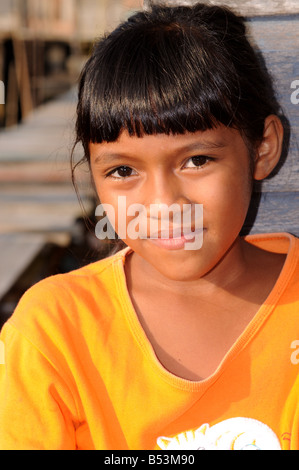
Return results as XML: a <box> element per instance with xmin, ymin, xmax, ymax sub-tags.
<box><xmin>157</xmin><ymin>417</ymin><xmax>281</xmax><ymax>450</ymax></box>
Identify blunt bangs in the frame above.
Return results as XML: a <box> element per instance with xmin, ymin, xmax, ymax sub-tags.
<box><xmin>75</xmin><ymin>3</ymin><xmax>280</xmax><ymax>160</ymax></box>
<box><xmin>77</xmin><ymin>18</ymin><xmax>242</xmax><ymax>154</ymax></box>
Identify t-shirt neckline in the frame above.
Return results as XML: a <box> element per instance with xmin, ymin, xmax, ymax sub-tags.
<box><xmin>113</xmin><ymin>233</ymin><xmax>297</xmax><ymax>391</ymax></box>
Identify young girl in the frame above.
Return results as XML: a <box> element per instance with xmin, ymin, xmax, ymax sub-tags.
<box><xmin>0</xmin><ymin>2</ymin><xmax>298</xmax><ymax>450</ymax></box>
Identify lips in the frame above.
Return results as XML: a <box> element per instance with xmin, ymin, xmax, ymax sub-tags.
<box><xmin>147</xmin><ymin>227</ymin><xmax>204</xmax><ymax>251</ymax></box>
<box><xmin>150</xmin><ymin>226</ymin><xmax>189</xmax><ymax>239</ymax></box>
<box><xmin>145</xmin><ymin>219</ymin><xmax>202</xmax><ymax>240</ymax></box>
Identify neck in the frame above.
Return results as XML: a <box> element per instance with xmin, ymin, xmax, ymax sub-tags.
<box><xmin>127</xmin><ymin>237</ymin><xmax>250</xmax><ymax>298</ymax></box>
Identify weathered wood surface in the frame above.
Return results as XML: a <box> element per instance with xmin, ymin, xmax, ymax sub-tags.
<box><xmin>248</xmin><ymin>16</ymin><xmax>299</xmax><ymax>192</ymax></box>
<box><xmin>0</xmin><ymin>89</ymin><xmax>92</xmax><ymax>301</ymax></box>
<box><xmin>211</xmin><ymin>0</ymin><xmax>299</xmax><ymax>16</ymax></box>
<box><xmin>243</xmin><ymin>16</ymin><xmax>299</xmax><ymax>236</ymax></box>
<box><xmin>0</xmin><ymin>184</ymin><xmax>89</xmax><ymax>236</ymax></box>
<box><xmin>148</xmin><ymin>0</ymin><xmax>299</xmax><ymax>16</ymax></box>
<box><xmin>0</xmin><ymin>88</ymin><xmax>77</xmax><ymax>162</ymax></box>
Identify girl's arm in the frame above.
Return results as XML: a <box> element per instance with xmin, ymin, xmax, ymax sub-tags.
<box><xmin>0</xmin><ymin>323</ymin><xmax>78</xmax><ymax>450</ymax></box>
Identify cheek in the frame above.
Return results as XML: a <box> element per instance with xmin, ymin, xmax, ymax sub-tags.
<box><xmin>201</xmin><ymin>171</ymin><xmax>252</xmax><ymax>228</ymax></box>
<box><xmin>94</xmin><ymin>190</ymin><xmax>141</xmax><ymax>242</ymax></box>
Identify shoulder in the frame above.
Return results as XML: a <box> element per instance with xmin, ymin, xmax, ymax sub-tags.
<box><xmin>0</xmin><ymin>248</ymin><xmax>132</xmax><ymax>382</ymax></box>
<box><xmin>244</xmin><ymin>232</ymin><xmax>298</xmax><ymax>254</ymax></box>
<box><xmin>16</xmin><ymin>247</ymin><xmax>127</xmax><ymax>302</ymax></box>
<box><xmin>245</xmin><ymin>232</ymin><xmax>299</xmax><ymax>269</ymax></box>
<box><xmin>7</xmin><ymin>247</ymin><xmax>130</xmax><ymax>334</ymax></box>
<box><xmin>245</xmin><ymin>232</ymin><xmax>299</xmax><ymax>298</ymax></box>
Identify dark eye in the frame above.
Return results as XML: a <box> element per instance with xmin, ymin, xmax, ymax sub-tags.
<box><xmin>184</xmin><ymin>156</ymin><xmax>211</xmax><ymax>169</ymax></box>
<box><xmin>108</xmin><ymin>166</ymin><xmax>136</xmax><ymax>179</ymax></box>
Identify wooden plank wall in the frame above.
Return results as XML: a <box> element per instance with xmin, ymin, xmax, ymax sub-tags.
<box><xmin>204</xmin><ymin>0</ymin><xmax>299</xmax><ymax>16</ymax></box>
<box><xmin>144</xmin><ymin>0</ymin><xmax>299</xmax><ymax>15</ymax></box>
<box><xmin>243</xmin><ymin>16</ymin><xmax>299</xmax><ymax>236</ymax></box>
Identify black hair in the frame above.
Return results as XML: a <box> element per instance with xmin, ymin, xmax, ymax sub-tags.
<box><xmin>73</xmin><ymin>1</ymin><xmax>281</xmax><ymax>170</ymax></box>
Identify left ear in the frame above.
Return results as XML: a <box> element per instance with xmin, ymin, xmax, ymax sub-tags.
<box><xmin>253</xmin><ymin>115</ymin><xmax>284</xmax><ymax>181</ymax></box>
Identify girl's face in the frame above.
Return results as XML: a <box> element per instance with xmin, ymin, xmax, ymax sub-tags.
<box><xmin>90</xmin><ymin>126</ymin><xmax>253</xmax><ymax>282</ymax></box>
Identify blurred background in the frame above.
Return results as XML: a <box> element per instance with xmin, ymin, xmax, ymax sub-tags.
<box><xmin>0</xmin><ymin>0</ymin><xmax>144</xmax><ymax>127</ymax></box>
<box><xmin>0</xmin><ymin>0</ymin><xmax>145</xmax><ymax>325</ymax></box>
<box><xmin>0</xmin><ymin>0</ymin><xmax>298</xmax><ymax>326</ymax></box>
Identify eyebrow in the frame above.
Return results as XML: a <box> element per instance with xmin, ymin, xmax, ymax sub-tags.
<box><xmin>93</xmin><ymin>139</ymin><xmax>227</xmax><ymax>164</ymax></box>
<box><xmin>179</xmin><ymin>140</ymin><xmax>227</xmax><ymax>152</ymax></box>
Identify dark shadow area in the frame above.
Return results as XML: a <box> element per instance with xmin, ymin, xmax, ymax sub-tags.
<box><xmin>0</xmin><ymin>216</ymin><xmax>112</xmax><ymax>329</ymax></box>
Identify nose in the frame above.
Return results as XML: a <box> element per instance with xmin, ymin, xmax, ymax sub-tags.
<box><xmin>144</xmin><ymin>171</ymin><xmax>190</xmax><ymax>219</ymax></box>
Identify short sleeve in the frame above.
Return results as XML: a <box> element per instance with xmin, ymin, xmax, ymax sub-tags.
<box><xmin>0</xmin><ymin>322</ymin><xmax>79</xmax><ymax>449</ymax></box>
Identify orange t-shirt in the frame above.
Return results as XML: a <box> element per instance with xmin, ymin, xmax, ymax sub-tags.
<box><xmin>0</xmin><ymin>232</ymin><xmax>298</xmax><ymax>450</ymax></box>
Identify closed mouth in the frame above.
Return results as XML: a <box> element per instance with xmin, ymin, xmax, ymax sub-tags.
<box><xmin>145</xmin><ymin>227</ymin><xmax>204</xmax><ymax>251</ymax></box>
<box><xmin>146</xmin><ymin>221</ymin><xmax>203</xmax><ymax>240</ymax></box>
<box><xmin>150</xmin><ymin>228</ymin><xmax>201</xmax><ymax>240</ymax></box>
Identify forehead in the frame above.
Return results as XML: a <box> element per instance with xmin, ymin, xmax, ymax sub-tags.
<box><xmin>89</xmin><ymin>126</ymin><xmax>246</xmax><ymax>164</ymax></box>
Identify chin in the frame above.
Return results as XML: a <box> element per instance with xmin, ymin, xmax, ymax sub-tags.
<box><xmin>151</xmin><ymin>253</ymin><xmax>210</xmax><ymax>282</ymax></box>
